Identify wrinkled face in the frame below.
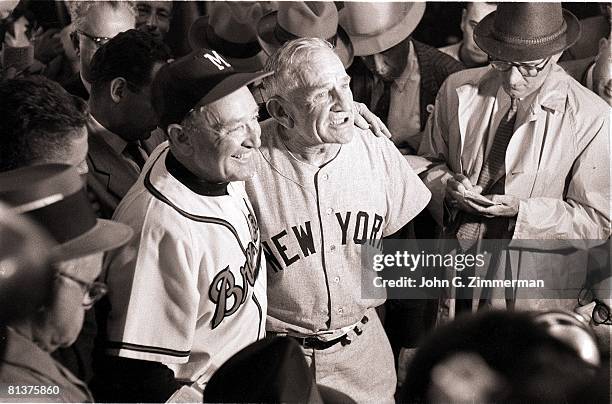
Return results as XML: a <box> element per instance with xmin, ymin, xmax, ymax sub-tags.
<box><xmin>593</xmin><ymin>39</ymin><xmax>612</xmax><ymax>107</ymax></box>
<box><xmin>360</xmin><ymin>39</ymin><xmax>409</xmax><ymax>82</ymax></box>
<box><xmin>78</xmin><ymin>4</ymin><xmax>135</xmax><ymax>84</ymax></box>
<box><xmin>499</xmin><ymin>57</ymin><xmax>554</xmax><ymax>99</ymax></box>
<box><xmin>119</xmin><ymin>62</ymin><xmax>165</xmax><ymax>140</ymax></box>
<box><xmin>135</xmin><ymin>1</ymin><xmax>172</xmax><ymax>39</ymax></box>
<box><xmin>184</xmin><ymin>86</ymin><xmax>261</xmax><ymax>183</ymax></box>
<box><xmin>285</xmin><ymin>47</ymin><xmax>355</xmax><ymax>146</ymax></box>
<box><xmin>34</xmin><ymin>253</ymin><xmax>103</xmax><ymax>352</ymax></box>
<box><xmin>461</xmin><ymin>3</ymin><xmax>497</xmax><ymax>64</ymax></box>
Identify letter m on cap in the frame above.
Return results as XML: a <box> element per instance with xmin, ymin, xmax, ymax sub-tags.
<box><xmin>203</xmin><ymin>50</ymin><xmax>231</xmax><ymax>70</ymax></box>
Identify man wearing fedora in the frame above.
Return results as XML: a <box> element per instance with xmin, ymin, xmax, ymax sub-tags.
<box><xmin>341</xmin><ymin>2</ymin><xmax>465</xmax><ymax>155</ymax></box>
<box><xmin>92</xmin><ymin>49</ymin><xmax>270</xmax><ymax>402</ymax></box>
<box><xmin>0</xmin><ymin>164</ymin><xmax>133</xmax><ymax>401</ymax></box>
<box><xmin>189</xmin><ymin>1</ymin><xmax>271</xmax><ymax>72</ymax></box>
<box><xmin>418</xmin><ymin>3</ymin><xmax>610</xmax><ymax>315</ymax></box>
<box><xmin>248</xmin><ymin>37</ymin><xmax>430</xmax><ymax>403</ymax></box>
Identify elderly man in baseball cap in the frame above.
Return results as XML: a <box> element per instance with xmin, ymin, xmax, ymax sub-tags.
<box><xmin>0</xmin><ymin>164</ymin><xmax>132</xmax><ymax>402</ymax></box>
<box><xmin>418</xmin><ymin>3</ymin><xmax>610</xmax><ymax>316</ymax></box>
<box><xmin>91</xmin><ymin>49</ymin><xmax>271</xmax><ymax>402</ymax></box>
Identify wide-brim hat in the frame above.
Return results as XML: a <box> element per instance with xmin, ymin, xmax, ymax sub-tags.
<box><xmin>189</xmin><ymin>15</ymin><xmax>268</xmax><ymax>72</ymax></box>
<box><xmin>0</xmin><ymin>164</ymin><xmax>133</xmax><ymax>265</ymax></box>
<box><xmin>256</xmin><ymin>8</ymin><xmax>354</xmax><ymax>68</ymax></box>
<box><xmin>339</xmin><ymin>2</ymin><xmax>425</xmax><ymax>56</ymax></box>
<box><xmin>0</xmin><ymin>202</ymin><xmax>56</xmax><ymax>323</ymax></box>
<box><xmin>474</xmin><ymin>3</ymin><xmax>581</xmax><ymax>62</ymax></box>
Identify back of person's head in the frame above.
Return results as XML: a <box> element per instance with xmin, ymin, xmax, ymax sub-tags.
<box><xmin>0</xmin><ymin>76</ymin><xmax>88</xmax><ymax>172</ymax></box>
<box><xmin>68</xmin><ymin>0</ymin><xmax>135</xmax><ymax>32</ymax></box>
<box><xmin>89</xmin><ymin>28</ymin><xmax>172</xmax><ymax>96</ymax></box>
<box><xmin>401</xmin><ymin>310</ymin><xmax>598</xmax><ymax>403</ymax></box>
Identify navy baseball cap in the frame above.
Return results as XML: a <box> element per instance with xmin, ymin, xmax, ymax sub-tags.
<box><xmin>152</xmin><ymin>48</ymin><xmax>272</xmax><ymax>130</ymax></box>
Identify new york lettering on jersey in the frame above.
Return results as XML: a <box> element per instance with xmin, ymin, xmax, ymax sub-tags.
<box><xmin>262</xmin><ymin>210</ymin><xmax>384</xmax><ymax>272</ymax></box>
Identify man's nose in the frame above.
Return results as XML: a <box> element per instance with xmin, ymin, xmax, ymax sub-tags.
<box><xmin>331</xmin><ymin>86</ymin><xmax>352</xmax><ymax>112</ymax></box>
<box><xmin>373</xmin><ymin>54</ymin><xmax>388</xmax><ymax>76</ymax></box>
<box><xmin>506</xmin><ymin>65</ymin><xmax>525</xmax><ymax>86</ymax></box>
<box><xmin>244</xmin><ymin>122</ymin><xmax>262</xmax><ymax>149</ymax></box>
<box><xmin>146</xmin><ymin>14</ymin><xmax>159</xmax><ymax>28</ymax></box>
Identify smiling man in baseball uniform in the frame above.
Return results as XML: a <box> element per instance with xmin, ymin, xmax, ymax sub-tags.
<box><xmin>245</xmin><ymin>38</ymin><xmax>431</xmax><ymax>403</ymax></box>
<box><xmin>92</xmin><ymin>49</ymin><xmax>270</xmax><ymax>402</ymax></box>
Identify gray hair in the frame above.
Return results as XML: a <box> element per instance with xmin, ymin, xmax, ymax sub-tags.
<box><xmin>262</xmin><ymin>37</ymin><xmax>334</xmax><ymax>99</ymax></box>
<box><xmin>67</xmin><ymin>1</ymin><xmax>136</xmax><ymax>31</ymax></box>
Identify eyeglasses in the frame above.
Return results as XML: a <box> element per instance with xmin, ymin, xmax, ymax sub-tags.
<box><xmin>57</xmin><ymin>272</ymin><xmax>108</xmax><ymax>309</ymax></box>
<box><xmin>74</xmin><ymin>30</ymin><xmax>112</xmax><ymax>48</ymax></box>
<box><xmin>489</xmin><ymin>56</ymin><xmax>551</xmax><ymax>77</ymax></box>
<box><xmin>578</xmin><ymin>287</ymin><xmax>612</xmax><ymax>325</ymax></box>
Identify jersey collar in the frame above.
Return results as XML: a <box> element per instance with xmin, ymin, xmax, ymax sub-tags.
<box><xmin>165</xmin><ymin>151</ymin><xmax>229</xmax><ymax>196</ymax></box>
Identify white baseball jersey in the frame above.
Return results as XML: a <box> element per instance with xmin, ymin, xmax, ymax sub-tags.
<box><xmin>245</xmin><ymin>120</ymin><xmax>430</xmax><ymax>336</ymax></box>
<box><xmin>104</xmin><ymin>142</ymin><xmax>266</xmax><ymax>387</ymax></box>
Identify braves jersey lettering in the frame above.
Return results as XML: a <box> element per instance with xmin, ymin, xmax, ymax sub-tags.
<box><xmin>208</xmin><ymin>221</ymin><xmax>261</xmax><ymax>329</ymax></box>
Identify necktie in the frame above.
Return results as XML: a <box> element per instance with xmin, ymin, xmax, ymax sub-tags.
<box><xmin>373</xmin><ymin>79</ymin><xmax>392</xmax><ymax>122</ymax></box>
<box><xmin>125</xmin><ymin>142</ymin><xmax>147</xmax><ymax>170</ymax></box>
<box><xmin>455</xmin><ymin>98</ymin><xmax>518</xmax><ymax>249</ymax></box>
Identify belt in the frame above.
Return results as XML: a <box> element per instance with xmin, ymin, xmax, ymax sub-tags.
<box><xmin>290</xmin><ymin>334</ymin><xmax>349</xmax><ymax>350</ymax></box>
<box><xmin>286</xmin><ymin>315</ymin><xmax>370</xmax><ymax>350</ymax></box>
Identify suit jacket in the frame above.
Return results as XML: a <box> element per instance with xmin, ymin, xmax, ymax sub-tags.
<box><xmin>86</xmin><ymin>115</ymin><xmax>143</xmax><ymax>219</ymax></box>
<box><xmin>0</xmin><ymin>327</ymin><xmax>93</xmax><ymax>402</ymax></box>
<box><xmin>349</xmin><ymin>38</ymin><xmax>465</xmax><ymax>132</ymax></box>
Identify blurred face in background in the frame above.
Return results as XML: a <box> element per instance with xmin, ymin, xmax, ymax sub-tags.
<box><xmin>76</xmin><ymin>3</ymin><xmax>135</xmax><ymax>86</ymax></box>
<box><xmin>135</xmin><ymin>1</ymin><xmax>173</xmax><ymax>39</ymax></box>
<box><xmin>460</xmin><ymin>2</ymin><xmax>498</xmax><ymax>65</ymax></box>
<box><xmin>32</xmin><ymin>253</ymin><xmax>104</xmax><ymax>352</ymax></box>
<box><xmin>593</xmin><ymin>37</ymin><xmax>612</xmax><ymax>107</ymax></box>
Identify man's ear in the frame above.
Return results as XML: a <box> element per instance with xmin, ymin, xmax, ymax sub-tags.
<box><xmin>460</xmin><ymin>8</ymin><xmax>467</xmax><ymax>32</ymax></box>
<box><xmin>167</xmin><ymin>124</ymin><xmax>193</xmax><ymax>156</ymax></box>
<box><xmin>110</xmin><ymin>77</ymin><xmax>128</xmax><ymax>103</ymax></box>
<box><xmin>70</xmin><ymin>31</ymin><xmax>80</xmax><ymax>56</ymax></box>
<box><xmin>266</xmin><ymin>96</ymin><xmax>294</xmax><ymax>129</ymax></box>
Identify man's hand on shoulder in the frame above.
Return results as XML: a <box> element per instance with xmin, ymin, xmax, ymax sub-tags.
<box><xmin>353</xmin><ymin>101</ymin><xmax>392</xmax><ymax>138</ymax></box>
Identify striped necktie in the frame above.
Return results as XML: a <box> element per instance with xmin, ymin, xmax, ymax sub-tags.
<box><xmin>455</xmin><ymin>98</ymin><xmax>518</xmax><ymax>249</ymax></box>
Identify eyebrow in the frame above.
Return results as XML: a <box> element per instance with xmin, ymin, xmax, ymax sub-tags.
<box><xmin>219</xmin><ymin>107</ymin><xmax>260</xmax><ymax>127</ymax></box>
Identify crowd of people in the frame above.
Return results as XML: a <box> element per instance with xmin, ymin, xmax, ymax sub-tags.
<box><xmin>0</xmin><ymin>1</ymin><xmax>610</xmax><ymax>403</ymax></box>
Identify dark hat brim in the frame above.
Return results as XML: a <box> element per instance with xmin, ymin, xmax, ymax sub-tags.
<box><xmin>256</xmin><ymin>10</ymin><xmax>354</xmax><ymax>68</ymax></box>
<box><xmin>474</xmin><ymin>9</ymin><xmax>581</xmax><ymax>62</ymax></box>
<box><xmin>52</xmin><ymin>218</ymin><xmax>133</xmax><ymax>262</ymax></box>
<box><xmin>196</xmin><ymin>70</ymin><xmax>274</xmax><ymax>109</ymax></box>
